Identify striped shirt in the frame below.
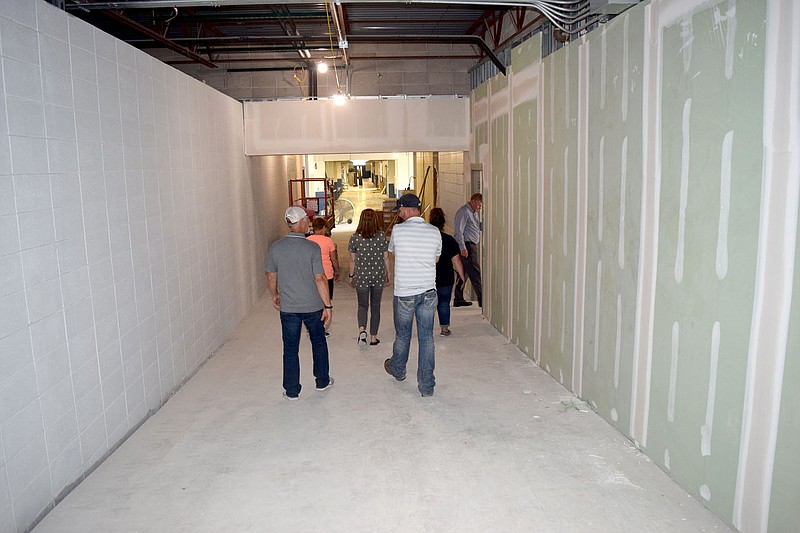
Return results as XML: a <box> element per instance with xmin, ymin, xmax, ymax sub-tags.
<box><xmin>388</xmin><ymin>216</ymin><xmax>442</xmax><ymax>297</ymax></box>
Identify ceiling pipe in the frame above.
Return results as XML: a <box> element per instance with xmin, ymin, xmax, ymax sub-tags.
<box><xmin>330</xmin><ymin>1</ymin><xmax>349</xmax><ymax>66</ymax></box>
<box><xmin>66</xmin><ymin>0</ymin><xmax>596</xmax><ymax>34</ymax></box>
<box><xmin>68</xmin><ymin>0</ymin><xmax>578</xmax><ymax>8</ymax></box>
<box><xmin>126</xmin><ymin>33</ymin><xmax>505</xmax><ymax>74</ymax></box>
<box><xmin>166</xmin><ymin>54</ymin><xmax>480</xmax><ymax>65</ymax></box>
<box><xmin>227</xmin><ymin>66</ymin><xmax>305</xmax><ymax>72</ymax></box>
<box><xmin>178</xmin><ymin>11</ymin><xmax>327</xmax><ymax>21</ymax></box>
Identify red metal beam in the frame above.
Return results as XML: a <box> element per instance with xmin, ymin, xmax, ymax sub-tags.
<box><xmin>102</xmin><ymin>9</ymin><xmax>217</xmax><ymax>68</ymax></box>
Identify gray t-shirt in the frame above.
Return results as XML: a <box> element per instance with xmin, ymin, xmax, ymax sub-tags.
<box><xmin>265</xmin><ymin>232</ymin><xmax>325</xmax><ymax>313</ymax></box>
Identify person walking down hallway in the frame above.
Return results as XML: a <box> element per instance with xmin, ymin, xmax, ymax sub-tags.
<box><xmin>308</xmin><ymin>217</ymin><xmax>341</xmax><ymax>336</ymax></box>
<box><xmin>429</xmin><ymin>208</ymin><xmax>467</xmax><ymax>337</ymax></box>
<box><xmin>453</xmin><ymin>192</ymin><xmax>483</xmax><ymax>307</ymax></box>
<box><xmin>384</xmin><ymin>194</ymin><xmax>442</xmax><ymax>397</ymax></box>
<box><xmin>265</xmin><ymin>206</ymin><xmax>334</xmax><ymax>401</ymax></box>
<box><xmin>348</xmin><ymin>209</ymin><xmax>390</xmax><ymax>346</ymax></box>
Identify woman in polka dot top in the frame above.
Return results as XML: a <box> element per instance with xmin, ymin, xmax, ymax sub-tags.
<box><xmin>348</xmin><ymin>209</ymin><xmax>390</xmax><ymax>346</ymax></box>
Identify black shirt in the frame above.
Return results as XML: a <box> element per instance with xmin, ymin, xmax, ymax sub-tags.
<box><xmin>435</xmin><ymin>231</ymin><xmax>460</xmax><ymax>287</ymax></box>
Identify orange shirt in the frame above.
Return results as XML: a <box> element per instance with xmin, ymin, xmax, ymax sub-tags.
<box><xmin>307</xmin><ymin>234</ymin><xmax>336</xmax><ymax>279</ymax></box>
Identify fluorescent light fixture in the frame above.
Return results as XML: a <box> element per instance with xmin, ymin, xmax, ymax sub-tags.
<box><xmin>351</xmin><ymin>160</ymin><xmax>367</xmax><ymax>166</ymax></box>
<box><xmin>317</xmin><ymin>62</ymin><xmax>328</xmax><ymax>74</ymax></box>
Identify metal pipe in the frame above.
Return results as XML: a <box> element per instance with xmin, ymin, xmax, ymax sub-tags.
<box><xmin>177</xmin><ymin>11</ymin><xmax>327</xmax><ymax>22</ymax></box>
<box><xmin>330</xmin><ymin>1</ymin><xmax>349</xmax><ymax>66</ymax></box>
<box><xmin>227</xmin><ymin>66</ymin><xmax>305</xmax><ymax>71</ymax></box>
<box><xmin>67</xmin><ymin>0</ymin><xmax>594</xmax><ymax>36</ymax></box>
<box><xmin>128</xmin><ymin>32</ymin><xmax>506</xmax><ymax>74</ymax></box>
<box><xmin>68</xmin><ymin>0</ymin><xmax>586</xmax><ymax>9</ymax></box>
<box><xmin>167</xmin><ymin>54</ymin><xmax>480</xmax><ymax>65</ymax></box>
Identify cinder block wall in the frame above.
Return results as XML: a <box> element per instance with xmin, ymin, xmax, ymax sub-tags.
<box><xmin>249</xmin><ymin>154</ymin><xmax>303</xmax><ymax>297</ymax></box>
<box><xmin>435</xmin><ymin>151</ymin><xmax>467</xmax><ymax>233</ymax></box>
<box><xmin>0</xmin><ymin>2</ymin><xmax>296</xmax><ymax>531</ymax></box>
<box><xmin>472</xmin><ymin>0</ymin><xmax>800</xmax><ymax>531</ymax></box>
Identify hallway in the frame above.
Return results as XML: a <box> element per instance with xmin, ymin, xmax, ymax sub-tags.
<box><xmin>33</xmin><ymin>222</ymin><xmax>729</xmax><ymax>532</ymax></box>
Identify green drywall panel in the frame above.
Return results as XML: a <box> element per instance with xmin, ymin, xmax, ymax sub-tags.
<box><xmin>472</xmin><ymin>85</ymin><xmax>489</xmax><ymax>156</ymax></box>
<box><xmin>489</xmin><ymin>108</ymin><xmax>510</xmax><ymax>334</ymax></box>
<box><xmin>474</xmin><ymin>122</ymin><xmax>488</xmax><ymax>157</ymax></box>
<box><xmin>511</xmin><ymin>33</ymin><xmax>541</xmax><ymax>71</ymax></box>
<box><xmin>647</xmin><ymin>0</ymin><xmax>765</xmax><ymax>521</ymax></box>
<box><xmin>473</xmin><ymin>83</ymin><xmax>488</xmax><ymax>158</ymax></box>
<box><xmin>582</xmin><ymin>9</ymin><xmax>644</xmax><ymax>434</ymax></box>
<box><xmin>473</xmin><ymin>82</ymin><xmax>488</xmax><ymax>102</ymax></box>
<box><xmin>539</xmin><ymin>44</ymin><xmax>578</xmax><ymax>385</ymax></box>
<box><xmin>510</xmin><ymin>97</ymin><xmax>537</xmax><ymax>355</ymax></box>
<box><xmin>491</xmin><ymin>69</ymin><xmax>509</xmax><ymax>93</ymax></box>
<box><xmin>769</xmin><ymin>221</ymin><xmax>800</xmax><ymax>530</ymax></box>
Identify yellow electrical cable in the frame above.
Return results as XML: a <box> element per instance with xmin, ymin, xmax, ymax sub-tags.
<box><xmin>293</xmin><ymin>66</ymin><xmax>306</xmax><ymax>87</ymax></box>
<box><xmin>324</xmin><ymin>2</ymin><xmax>341</xmax><ymax>93</ymax></box>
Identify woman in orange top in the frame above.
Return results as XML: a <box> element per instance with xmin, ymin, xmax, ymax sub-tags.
<box><xmin>308</xmin><ymin>217</ymin><xmax>341</xmax><ymax>301</ymax></box>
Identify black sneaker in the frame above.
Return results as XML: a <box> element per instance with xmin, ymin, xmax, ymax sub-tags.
<box><xmin>453</xmin><ymin>301</ymin><xmax>473</xmax><ymax>307</ymax></box>
<box><xmin>316</xmin><ymin>377</ymin><xmax>334</xmax><ymax>391</ymax></box>
<box><xmin>384</xmin><ymin>358</ymin><xmax>406</xmax><ymax>381</ymax></box>
<box><xmin>282</xmin><ymin>391</ymin><xmax>299</xmax><ymax>401</ymax></box>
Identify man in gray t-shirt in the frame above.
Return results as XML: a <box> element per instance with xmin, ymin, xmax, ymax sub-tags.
<box><xmin>265</xmin><ymin>206</ymin><xmax>334</xmax><ymax>400</ymax></box>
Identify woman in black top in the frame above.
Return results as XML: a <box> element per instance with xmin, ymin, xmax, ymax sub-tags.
<box><xmin>429</xmin><ymin>208</ymin><xmax>467</xmax><ymax>336</ymax></box>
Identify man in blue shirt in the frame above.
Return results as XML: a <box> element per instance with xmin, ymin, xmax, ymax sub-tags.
<box><xmin>266</xmin><ymin>206</ymin><xmax>334</xmax><ymax>400</ymax></box>
<box><xmin>383</xmin><ymin>194</ymin><xmax>442</xmax><ymax>397</ymax></box>
<box><xmin>453</xmin><ymin>192</ymin><xmax>483</xmax><ymax>307</ymax></box>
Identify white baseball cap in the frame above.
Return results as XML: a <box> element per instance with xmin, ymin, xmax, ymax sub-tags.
<box><xmin>285</xmin><ymin>206</ymin><xmax>308</xmax><ymax>226</ymax></box>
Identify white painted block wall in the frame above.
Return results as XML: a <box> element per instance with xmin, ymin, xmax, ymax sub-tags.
<box><xmin>436</xmin><ymin>151</ymin><xmax>468</xmax><ymax>233</ymax></box>
<box><xmin>0</xmin><ymin>2</ymin><xmax>284</xmax><ymax>531</ymax></box>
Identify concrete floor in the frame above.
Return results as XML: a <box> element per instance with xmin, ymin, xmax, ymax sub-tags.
<box><xmin>34</xmin><ymin>186</ymin><xmax>730</xmax><ymax>533</ymax></box>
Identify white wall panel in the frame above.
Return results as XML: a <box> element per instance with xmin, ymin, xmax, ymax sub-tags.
<box><xmin>244</xmin><ymin>97</ymin><xmax>469</xmax><ymax>155</ymax></box>
<box><xmin>0</xmin><ymin>1</ymin><xmax>284</xmax><ymax>531</ymax></box>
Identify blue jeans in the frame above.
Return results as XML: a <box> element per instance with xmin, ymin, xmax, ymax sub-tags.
<box><xmin>436</xmin><ymin>285</ymin><xmax>453</xmax><ymax>327</ymax></box>
<box><xmin>280</xmin><ymin>310</ymin><xmax>330</xmax><ymax>397</ymax></box>
<box><xmin>388</xmin><ymin>289</ymin><xmax>437</xmax><ymax>395</ymax></box>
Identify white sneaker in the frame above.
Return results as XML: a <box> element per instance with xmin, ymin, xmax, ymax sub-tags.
<box><xmin>282</xmin><ymin>391</ymin><xmax>299</xmax><ymax>401</ymax></box>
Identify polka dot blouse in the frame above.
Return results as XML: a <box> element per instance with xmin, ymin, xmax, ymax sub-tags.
<box><xmin>348</xmin><ymin>233</ymin><xmax>388</xmax><ymax>288</ymax></box>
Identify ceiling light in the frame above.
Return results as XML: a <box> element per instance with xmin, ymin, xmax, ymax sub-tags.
<box><xmin>317</xmin><ymin>62</ymin><xmax>328</xmax><ymax>74</ymax></box>
<box><xmin>332</xmin><ymin>91</ymin><xmax>346</xmax><ymax>106</ymax></box>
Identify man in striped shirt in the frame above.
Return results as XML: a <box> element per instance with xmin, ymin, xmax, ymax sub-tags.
<box><xmin>384</xmin><ymin>193</ymin><xmax>442</xmax><ymax>397</ymax></box>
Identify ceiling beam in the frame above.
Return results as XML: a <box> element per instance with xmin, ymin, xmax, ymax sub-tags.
<box><xmin>346</xmin><ymin>34</ymin><xmax>505</xmax><ymax>75</ymax></box>
<box><xmin>100</xmin><ymin>9</ymin><xmax>218</xmax><ymax>67</ymax></box>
